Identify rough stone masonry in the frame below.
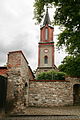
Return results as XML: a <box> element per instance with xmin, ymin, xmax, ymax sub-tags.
<box><xmin>29</xmin><ymin>80</ymin><xmax>73</xmax><ymax>107</ymax></box>
<box><xmin>0</xmin><ymin>50</ymin><xmax>80</xmax><ymax>114</ymax></box>
<box><xmin>6</xmin><ymin>51</ymin><xmax>34</xmax><ymax>114</ymax></box>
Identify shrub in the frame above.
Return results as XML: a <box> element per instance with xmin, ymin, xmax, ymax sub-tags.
<box><xmin>36</xmin><ymin>70</ymin><xmax>66</xmax><ymax>80</ymax></box>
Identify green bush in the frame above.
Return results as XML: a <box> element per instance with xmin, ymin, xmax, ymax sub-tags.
<box><xmin>36</xmin><ymin>70</ymin><xmax>66</xmax><ymax>80</ymax></box>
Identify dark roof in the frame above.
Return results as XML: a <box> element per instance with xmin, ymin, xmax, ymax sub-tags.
<box><xmin>37</xmin><ymin>66</ymin><xmax>57</xmax><ymax>69</ymax></box>
<box><xmin>43</xmin><ymin>7</ymin><xmax>51</xmax><ymax>25</ymax></box>
<box><xmin>0</xmin><ymin>67</ymin><xmax>7</xmax><ymax>69</ymax></box>
<box><xmin>28</xmin><ymin>65</ymin><xmax>35</xmax><ymax>78</ymax></box>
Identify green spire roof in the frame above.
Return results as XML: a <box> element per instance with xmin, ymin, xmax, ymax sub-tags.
<box><xmin>43</xmin><ymin>7</ymin><xmax>51</xmax><ymax>25</ymax></box>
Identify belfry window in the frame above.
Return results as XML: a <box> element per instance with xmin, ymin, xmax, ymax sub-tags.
<box><xmin>44</xmin><ymin>56</ymin><xmax>48</xmax><ymax>64</ymax></box>
<box><xmin>45</xmin><ymin>28</ymin><xmax>48</xmax><ymax>40</ymax></box>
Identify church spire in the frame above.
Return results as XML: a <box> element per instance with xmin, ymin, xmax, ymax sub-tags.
<box><xmin>43</xmin><ymin>7</ymin><xmax>51</xmax><ymax>25</ymax></box>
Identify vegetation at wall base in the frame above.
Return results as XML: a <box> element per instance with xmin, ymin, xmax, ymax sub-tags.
<box><xmin>5</xmin><ymin>99</ymin><xmax>16</xmax><ymax>115</ymax></box>
<box><xmin>36</xmin><ymin>70</ymin><xmax>66</xmax><ymax>80</ymax></box>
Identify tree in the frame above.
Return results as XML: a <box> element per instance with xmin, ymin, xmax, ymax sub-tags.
<box><xmin>34</xmin><ymin>0</ymin><xmax>80</xmax><ymax>56</ymax></box>
<box><xmin>58</xmin><ymin>56</ymin><xmax>80</xmax><ymax>77</ymax></box>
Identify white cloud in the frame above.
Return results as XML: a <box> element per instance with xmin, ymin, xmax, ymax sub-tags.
<box><xmin>0</xmin><ymin>0</ymin><xmax>66</xmax><ymax>70</ymax></box>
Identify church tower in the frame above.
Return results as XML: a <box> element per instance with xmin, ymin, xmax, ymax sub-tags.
<box><xmin>36</xmin><ymin>8</ymin><xmax>57</xmax><ymax>75</ymax></box>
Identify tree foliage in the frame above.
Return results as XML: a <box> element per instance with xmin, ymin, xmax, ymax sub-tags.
<box><xmin>34</xmin><ymin>0</ymin><xmax>80</xmax><ymax>55</ymax></box>
<box><xmin>58</xmin><ymin>56</ymin><xmax>80</xmax><ymax>77</ymax></box>
<box><xmin>36</xmin><ymin>70</ymin><xmax>66</xmax><ymax>80</ymax></box>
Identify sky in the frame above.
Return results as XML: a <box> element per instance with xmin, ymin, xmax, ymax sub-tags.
<box><xmin>0</xmin><ymin>0</ymin><xmax>67</xmax><ymax>70</ymax></box>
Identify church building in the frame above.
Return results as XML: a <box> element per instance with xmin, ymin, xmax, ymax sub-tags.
<box><xmin>36</xmin><ymin>8</ymin><xmax>57</xmax><ymax>75</ymax></box>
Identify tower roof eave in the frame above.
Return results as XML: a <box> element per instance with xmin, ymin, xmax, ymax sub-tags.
<box><xmin>40</xmin><ymin>24</ymin><xmax>54</xmax><ymax>29</ymax></box>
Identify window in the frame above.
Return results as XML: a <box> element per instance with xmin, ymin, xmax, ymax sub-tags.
<box><xmin>45</xmin><ymin>28</ymin><xmax>48</xmax><ymax>40</ymax></box>
<box><xmin>44</xmin><ymin>56</ymin><xmax>48</xmax><ymax>64</ymax></box>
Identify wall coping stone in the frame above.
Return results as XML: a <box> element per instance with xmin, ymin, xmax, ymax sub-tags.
<box><xmin>65</xmin><ymin>76</ymin><xmax>80</xmax><ymax>79</ymax></box>
<box><xmin>30</xmin><ymin>80</ymin><xmax>70</xmax><ymax>82</ymax></box>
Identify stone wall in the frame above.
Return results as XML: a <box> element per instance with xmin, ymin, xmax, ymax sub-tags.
<box><xmin>2</xmin><ymin>50</ymin><xmax>80</xmax><ymax>113</ymax></box>
<box><xmin>7</xmin><ymin>51</ymin><xmax>34</xmax><ymax>114</ymax></box>
<box><xmin>66</xmin><ymin>77</ymin><xmax>80</xmax><ymax>105</ymax></box>
<box><xmin>29</xmin><ymin>80</ymin><xmax>73</xmax><ymax>107</ymax></box>
<box><xmin>65</xmin><ymin>77</ymin><xmax>80</xmax><ymax>85</ymax></box>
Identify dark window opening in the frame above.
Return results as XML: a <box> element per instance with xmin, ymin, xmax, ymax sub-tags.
<box><xmin>44</xmin><ymin>56</ymin><xmax>48</xmax><ymax>64</ymax></box>
<box><xmin>73</xmin><ymin>84</ymin><xmax>80</xmax><ymax>105</ymax></box>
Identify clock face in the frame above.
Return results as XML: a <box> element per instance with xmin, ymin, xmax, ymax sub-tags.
<box><xmin>44</xmin><ymin>49</ymin><xmax>49</xmax><ymax>53</ymax></box>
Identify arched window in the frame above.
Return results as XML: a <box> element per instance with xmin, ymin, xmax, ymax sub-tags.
<box><xmin>44</xmin><ymin>56</ymin><xmax>48</xmax><ymax>64</ymax></box>
<box><xmin>45</xmin><ymin>28</ymin><xmax>48</xmax><ymax>40</ymax></box>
